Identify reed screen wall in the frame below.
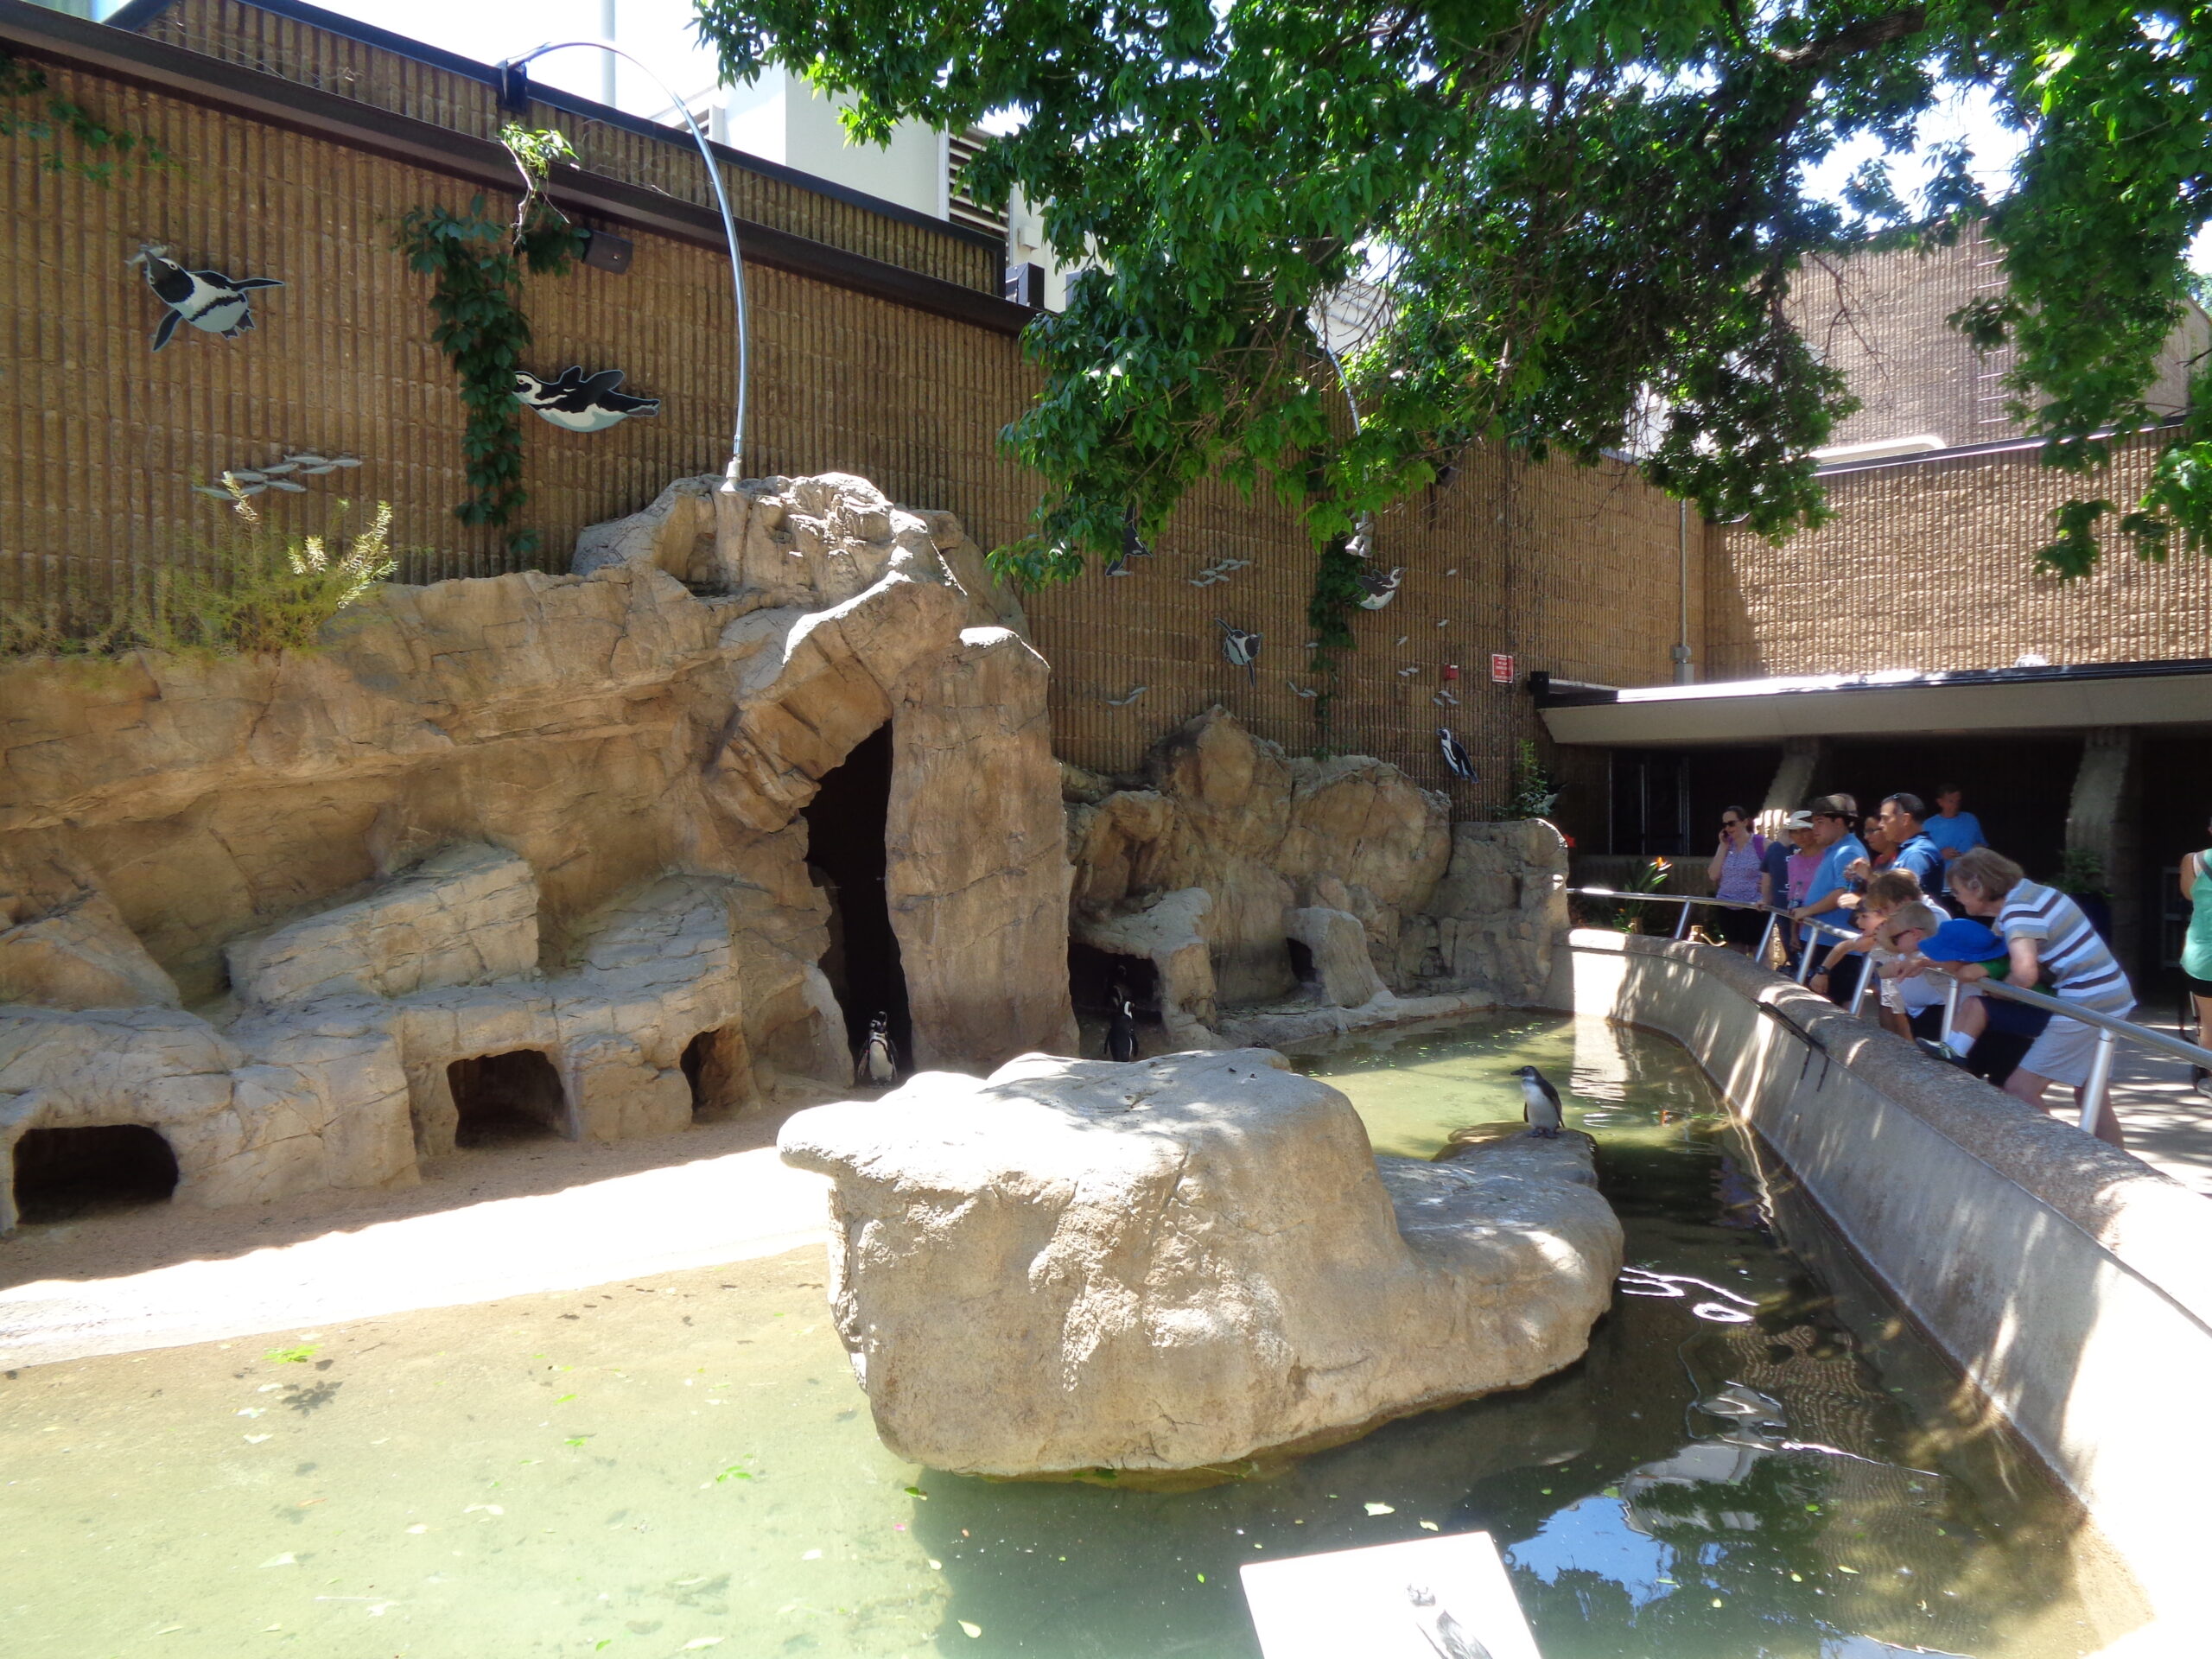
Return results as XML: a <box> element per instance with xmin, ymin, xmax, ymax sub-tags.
<box><xmin>0</xmin><ymin>11</ymin><xmax>1695</xmax><ymax>810</ymax></box>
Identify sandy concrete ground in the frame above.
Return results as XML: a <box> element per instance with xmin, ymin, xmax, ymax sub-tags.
<box><xmin>0</xmin><ymin>1103</ymin><xmax>832</xmax><ymax>1370</ymax></box>
<box><xmin>2103</xmin><ymin>1016</ymin><xmax>2212</xmax><ymax>1199</ymax></box>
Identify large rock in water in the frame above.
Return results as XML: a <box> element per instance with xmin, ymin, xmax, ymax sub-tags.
<box><xmin>779</xmin><ymin>1049</ymin><xmax>1623</xmax><ymax>1477</ymax></box>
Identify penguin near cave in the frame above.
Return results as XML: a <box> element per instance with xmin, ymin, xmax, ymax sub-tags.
<box><xmin>512</xmin><ymin>365</ymin><xmax>663</xmax><ymax>433</ymax></box>
<box><xmin>1104</xmin><ymin>989</ymin><xmax>1140</xmax><ymax>1063</ymax></box>
<box><xmin>1516</xmin><ymin>1064</ymin><xmax>1564</xmax><ymax>1138</ymax></box>
<box><xmin>859</xmin><ymin>1011</ymin><xmax>899</xmax><ymax>1086</ymax></box>
<box><xmin>130</xmin><ymin>245</ymin><xmax>283</xmax><ymax>350</ymax></box>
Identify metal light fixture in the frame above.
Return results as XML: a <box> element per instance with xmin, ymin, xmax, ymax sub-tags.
<box><xmin>494</xmin><ymin>41</ymin><xmax>752</xmax><ymax>483</ymax></box>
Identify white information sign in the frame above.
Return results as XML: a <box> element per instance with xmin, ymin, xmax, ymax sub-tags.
<box><xmin>1239</xmin><ymin>1530</ymin><xmax>1541</xmax><ymax>1659</ymax></box>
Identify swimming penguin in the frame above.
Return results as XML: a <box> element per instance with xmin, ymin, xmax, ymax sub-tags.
<box><xmin>1104</xmin><ymin>991</ymin><xmax>1140</xmax><ymax>1063</ymax></box>
<box><xmin>1517</xmin><ymin>1064</ymin><xmax>1564</xmax><ymax>1138</ymax></box>
<box><xmin>130</xmin><ymin>245</ymin><xmax>283</xmax><ymax>350</ymax></box>
<box><xmin>1438</xmin><ymin>728</ymin><xmax>1478</xmax><ymax>781</ymax></box>
<box><xmin>1407</xmin><ymin>1583</ymin><xmax>1494</xmax><ymax>1659</ymax></box>
<box><xmin>1357</xmin><ymin>565</ymin><xmax>1404</xmax><ymax>609</ymax></box>
<box><xmin>859</xmin><ymin>1012</ymin><xmax>899</xmax><ymax>1086</ymax></box>
<box><xmin>1216</xmin><ymin>619</ymin><xmax>1262</xmax><ymax>683</ymax></box>
<box><xmin>512</xmin><ymin>366</ymin><xmax>662</xmax><ymax>432</ymax></box>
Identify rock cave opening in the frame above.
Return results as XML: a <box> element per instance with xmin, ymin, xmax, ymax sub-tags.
<box><xmin>1285</xmin><ymin>937</ymin><xmax>1318</xmax><ymax>991</ymax></box>
<box><xmin>802</xmin><ymin>723</ymin><xmax>912</xmax><ymax>1068</ymax></box>
<box><xmin>11</xmin><ymin>1124</ymin><xmax>181</xmax><ymax>1223</ymax></box>
<box><xmin>448</xmin><ymin>1050</ymin><xmax>570</xmax><ymax>1148</ymax></box>
<box><xmin>680</xmin><ymin>1027</ymin><xmax>747</xmax><ymax>1121</ymax></box>
<box><xmin>1068</xmin><ymin>942</ymin><xmax>1165</xmax><ymax>1054</ymax></box>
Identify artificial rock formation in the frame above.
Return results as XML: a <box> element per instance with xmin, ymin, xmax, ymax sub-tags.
<box><xmin>0</xmin><ymin>473</ymin><xmax>1074</xmax><ymax>1229</ymax></box>
<box><xmin>779</xmin><ymin>1048</ymin><xmax>1624</xmax><ymax>1478</ymax></box>
<box><xmin>1066</xmin><ymin>709</ymin><xmax>1570</xmax><ymax>1035</ymax></box>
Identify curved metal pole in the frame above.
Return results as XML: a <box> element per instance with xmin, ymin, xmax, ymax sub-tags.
<box><xmin>499</xmin><ymin>41</ymin><xmax>750</xmax><ymax>482</ymax></box>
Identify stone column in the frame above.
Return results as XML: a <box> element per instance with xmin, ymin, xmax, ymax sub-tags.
<box><xmin>2064</xmin><ymin>728</ymin><xmax>2140</xmax><ymax>968</ymax></box>
<box><xmin>1757</xmin><ymin>738</ymin><xmax>1824</xmax><ymax>836</ymax></box>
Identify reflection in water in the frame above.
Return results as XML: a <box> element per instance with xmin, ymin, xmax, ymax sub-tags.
<box><xmin>0</xmin><ymin>1014</ymin><xmax>2143</xmax><ymax>1657</ymax></box>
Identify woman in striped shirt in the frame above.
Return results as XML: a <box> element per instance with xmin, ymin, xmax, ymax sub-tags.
<box><xmin>1938</xmin><ymin>848</ymin><xmax>2136</xmax><ymax>1147</ymax></box>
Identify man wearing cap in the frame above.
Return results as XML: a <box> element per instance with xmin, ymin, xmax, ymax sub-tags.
<box><xmin>1789</xmin><ymin>795</ymin><xmax>1866</xmax><ymax>1000</ymax></box>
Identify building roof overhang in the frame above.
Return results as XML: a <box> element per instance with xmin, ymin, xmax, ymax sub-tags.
<box><xmin>1537</xmin><ymin>658</ymin><xmax>2212</xmax><ymax>747</ymax></box>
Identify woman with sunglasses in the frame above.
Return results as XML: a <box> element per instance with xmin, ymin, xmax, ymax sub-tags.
<box><xmin>1704</xmin><ymin>805</ymin><xmax>1767</xmax><ymax>950</ymax></box>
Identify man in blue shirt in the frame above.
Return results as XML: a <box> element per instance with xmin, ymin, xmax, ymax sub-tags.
<box><xmin>1789</xmin><ymin>794</ymin><xmax>1866</xmax><ymax>998</ymax></box>
<box><xmin>1879</xmin><ymin>793</ymin><xmax>1944</xmax><ymax>895</ymax></box>
<box><xmin>1924</xmin><ymin>785</ymin><xmax>1986</xmax><ymax>895</ymax></box>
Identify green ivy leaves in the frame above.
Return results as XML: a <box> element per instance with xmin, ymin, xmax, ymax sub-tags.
<box><xmin>0</xmin><ymin>49</ymin><xmax>175</xmax><ymax>185</ymax></box>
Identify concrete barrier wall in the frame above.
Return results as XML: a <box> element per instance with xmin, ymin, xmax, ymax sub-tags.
<box><xmin>1554</xmin><ymin>930</ymin><xmax>2212</xmax><ymax>1644</ymax></box>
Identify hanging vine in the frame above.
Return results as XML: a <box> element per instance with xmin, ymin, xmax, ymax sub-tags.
<box><xmin>392</xmin><ymin>125</ymin><xmax>583</xmax><ymax>549</ymax></box>
<box><xmin>1</xmin><ymin>49</ymin><xmax>175</xmax><ymax>184</ymax></box>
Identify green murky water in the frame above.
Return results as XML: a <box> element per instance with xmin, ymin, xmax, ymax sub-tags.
<box><xmin>1</xmin><ymin>1014</ymin><xmax>2145</xmax><ymax>1657</ymax></box>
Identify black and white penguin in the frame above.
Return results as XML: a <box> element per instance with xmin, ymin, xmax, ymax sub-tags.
<box><xmin>1516</xmin><ymin>1064</ymin><xmax>1564</xmax><ymax>1138</ymax></box>
<box><xmin>1407</xmin><ymin>1583</ymin><xmax>1494</xmax><ymax>1659</ymax></box>
<box><xmin>1104</xmin><ymin>991</ymin><xmax>1139</xmax><ymax>1063</ymax></box>
<box><xmin>1216</xmin><ymin>619</ymin><xmax>1262</xmax><ymax>683</ymax></box>
<box><xmin>512</xmin><ymin>366</ymin><xmax>662</xmax><ymax>433</ymax></box>
<box><xmin>130</xmin><ymin>245</ymin><xmax>283</xmax><ymax>350</ymax></box>
<box><xmin>1357</xmin><ymin>565</ymin><xmax>1404</xmax><ymax>609</ymax></box>
<box><xmin>859</xmin><ymin>1012</ymin><xmax>899</xmax><ymax>1086</ymax></box>
<box><xmin>1438</xmin><ymin>728</ymin><xmax>1478</xmax><ymax>781</ymax></box>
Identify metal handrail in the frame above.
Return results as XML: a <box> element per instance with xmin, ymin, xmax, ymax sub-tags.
<box><xmin>1572</xmin><ymin>883</ymin><xmax>2212</xmax><ymax>1136</ymax></box>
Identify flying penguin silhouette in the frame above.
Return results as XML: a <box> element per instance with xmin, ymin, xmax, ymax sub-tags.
<box><xmin>1517</xmin><ymin>1064</ymin><xmax>1564</xmax><ymax>1138</ymax></box>
<box><xmin>1357</xmin><ymin>565</ymin><xmax>1404</xmax><ymax>609</ymax></box>
<box><xmin>859</xmin><ymin>1011</ymin><xmax>899</xmax><ymax>1086</ymax></box>
<box><xmin>1217</xmin><ymin>619</ymin><xmax>1262</xmax><ymax>683</ymax></box>
<box><xmin>130</xmin><ymin>245</ymin><xmax>283</xmax><ymax>350</ymax></box>
<box><xmin>1104</xmin><ymin>989</ymin><xmax>1140</xmax><ymax>1063</ymax></box>
<box><xmin>1438</xmin><ymin>728</ymin><xmax>1478</xmax><ymax>781</ymax></box>
<box><xmin>512</xmin><ymin>366</ymin><xmax>662</xmax><ymax>432</ymax></box>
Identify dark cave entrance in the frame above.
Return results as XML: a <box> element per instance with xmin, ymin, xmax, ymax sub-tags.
<box><xmin>803</xmin><ymin>722</ymin><xmax>912</xmax><ymax>1066</ymax></box>
<box><xmin>11</xmin><ymin>1124</ymin><xmax>181</xmax><ymax>1223</ymax></box>
<box><xmin>1068</xmin><ymin>942</ymin><xmax>1165</xmax><ymax>1059</ymax></box>
<box><xmin>1286</xmin><ymin>937</ymin><xmax>1318</xmax><ymax>989</ymax></box>
<box><xmin>680</xmin><ymin>1026</ymin><xmax>747</xmax><ymax>1121</ymax></box>
<box><xmin>448</xmin><ymin>1049</ymin><xmax>569</xmax><ymax>1147</ymax></box>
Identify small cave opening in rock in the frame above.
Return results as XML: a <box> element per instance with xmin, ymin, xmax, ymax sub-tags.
<box><xmin>804</xmin><ymin>722</ymin><xmax>912</xmax><ymax>1067</ymax></box>
<box><xmin>680</xmin><ymin>1026</ymin><xmax>747</xmax><ymax>1121</ymax></box>
<box><xmin>448</xmin><ymin>1050</ymin><xmax>569</xmax><ymax>1147</ymax></box>
<box><xmin>1286</xmin><ymin>937</ymin><xmax>1318</xmax><ymax>989</ymax></box>
<box><xmin>11</xmin><ymin>1124</ymin><xmax>180</xmax><ymax>1223</ymax></box>
<box><xmin>1068</xmin><ymin>942</ymin><xmax>1165</xmax><ymax>1059</ymax></box>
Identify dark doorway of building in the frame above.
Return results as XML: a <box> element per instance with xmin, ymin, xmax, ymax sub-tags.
<box><xmin>680</xmin><ymin>1026</ymin><xmax>747</xmax><ymax>1121</ymax></box>
<box><xmin>1611</xmin><ymin>749</ymin><xmax>1690</xmax><ymax>856</ymax></box>
<box><xmin>12</xmin><ymin>1124</ymin><xmax>180</xmax><ymax>1223</ymax></box>
<box><xmin>448</xmin><ymin>1050</ymin><xmax>568</xmax><ymax>1147</ymax></box>
<box><xmin>804</xmin><ymin>723</ymin><xmax>912</xmax><ymax>1066</ymax></box>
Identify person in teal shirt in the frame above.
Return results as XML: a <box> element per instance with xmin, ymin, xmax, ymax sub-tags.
<box><xmin>2183</xmin><ymin>811</ymin><xmax>2212</xmax><ymax>1096</ymax></box>
<box><xmin>1924</xmin><ymin>785</ymin><xmax>1986</xmax><ymax>894</ymax></box>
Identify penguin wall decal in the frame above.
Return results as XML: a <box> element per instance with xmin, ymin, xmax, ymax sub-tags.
<box><xmin>512</xmin><ymin>366</ymin><xmax>661</xmax><ymax>432</ymax></box>
<box><xmin>1357</xmin><ymin>565</ymin><xmax>1404</xmax><ymax>609</ymax></box>
<box><xmin>130</xmin><ymin>244</ymin><xmax>283</xmax><ymax>350</ymax></box>
<box><xmin>1438</xmin><ymin>728</ymin><xmax>1478</xmax><ymax>781</ymax></box>
<box><xmin>1216</xmin><ymin>619</ymin><xmax>1262</xmax><ymax>683</ymax></box>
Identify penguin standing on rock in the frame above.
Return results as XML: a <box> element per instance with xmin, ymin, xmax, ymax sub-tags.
<box><xmin>130</xmin><ymin>245</ymin><xmax>283</xmax><ymax>350</ymax></box>
<box><xmin>859</xmin><ymin>1012</ymin><xmax>899</xmax><ymax>1086</ymax></box>
<box><xmin>1104</xmin><ymin>990</ymin><xmax>1140</xmax><ymax>1063</ymax></box>
<box><xmin>1516</xmin><ymin>1064</ymin><xmax>1564</xmax><ymax>1138</ymax></box>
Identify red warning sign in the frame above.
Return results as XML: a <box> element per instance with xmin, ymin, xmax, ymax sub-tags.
<box><xmin>1490</xmin><ymin>653</ymin><xmax>1516</xmax><ymax>685</ymax></box>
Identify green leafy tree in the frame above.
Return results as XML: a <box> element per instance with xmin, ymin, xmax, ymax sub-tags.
<box><xmin>691</xmin><ymin>0</ymin><xmax>2212</xmax><ymax>586</ymax></box>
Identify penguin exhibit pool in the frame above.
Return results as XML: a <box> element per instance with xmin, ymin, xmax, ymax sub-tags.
<box><xmin>1</xmin><ymin>1014</ymin><xmax>2140</xmax><ymax>1658</ymax></box>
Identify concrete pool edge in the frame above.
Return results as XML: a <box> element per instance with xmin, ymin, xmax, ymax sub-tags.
<box><xmin>1542</xmin><ymin>930</ymin><xmax>2212</xmax><ymax>1649</ymax></box>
